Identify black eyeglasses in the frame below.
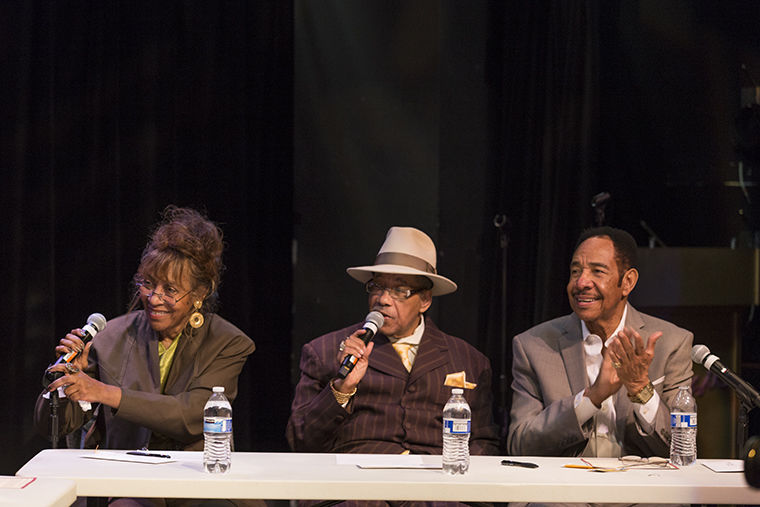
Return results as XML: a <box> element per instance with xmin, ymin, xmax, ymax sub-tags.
<box><xmin>365</xmin><ymin>281</ymin><xmax>427</xmax><ymax>301</ymax></box>
<box><xmin>137</xmin><ymin>279</ymin><xmax>192</xmax><ymax>306</ymax></box>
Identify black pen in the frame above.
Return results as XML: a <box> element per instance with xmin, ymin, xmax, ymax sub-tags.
<box><xmin>501</xmin><ymin>459</ymin><xmax>538</xmax><ymax>469</ymax></box>
<box><xmin>126</xmin><ymin>451</ymin><xmax>172</xmax><ymax>459</ymax></box>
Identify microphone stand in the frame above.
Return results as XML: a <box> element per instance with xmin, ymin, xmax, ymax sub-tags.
<box><xmin>43</xmin><ymin>368</ymin><xmax>63</xmax><ymax>449</ymax></box>
<box><xmin>50</xmin><ymin>389</ymin><xmax>60</xmax><ymax>449</ymax></box>
<box><xmin>722</xmin><ymin>373</ymin><xmax>760</xmax><ymax>457</ymax></box>
<box><xmin>493</xmin><ymin>214</ymin><xmax>511</xmax><ymax>444</ymax></box>
<box><xmin>591</xmin><ymin>192</ymin><xmax>610</xmax><ymax>227</ymax></box>
<box><xmin>640</xmin><ymin>220</ymin><xmax>667</xmax><ymax>248</ymax></box>
<box><xmin>738</xmin><ymin>400</ymin><xmax>751</xmax><ymax>458</ymax></box>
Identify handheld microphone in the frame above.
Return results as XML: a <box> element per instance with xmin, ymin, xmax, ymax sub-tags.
<box><xmin>337</xmin><ymin>311</ymin><xmax>384</xmax><ymax>379</ymax></box>
<box><xmin>691</xmin><ymin>344</ymin><xmax>760</xmax><ymax>409</ymax></box>
<box><xmin>44</xmin><ymin>313</ymin><xmax>107</xmax><ymax>385</ymax></box>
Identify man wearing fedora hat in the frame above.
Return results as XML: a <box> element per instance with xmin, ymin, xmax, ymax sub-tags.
<box><xmin>287</xmin><ymin>226</ymin><xmax>499</xmax><ymax>455</ymax></box>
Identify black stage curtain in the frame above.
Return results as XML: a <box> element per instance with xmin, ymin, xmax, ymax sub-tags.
<box><xmin>481</xmin><ymin>1</ymin><xmax>601</xmax><ymax>440</ymax></box>
<box><xmin>480</xmin><ymin>0</ymin><xmax>760</xmax><ymax>448</ymax></box>
<box><xmin>292</xmin><ymin>1</ymin><xmax>602</xmax><ymax>447</ymax></box>
<box><xmin>1</xmin><ymin>1</ymin><xmax>293</xmax><ymax>474</ymax></box>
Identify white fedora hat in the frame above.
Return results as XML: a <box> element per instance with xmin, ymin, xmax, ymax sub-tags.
<box><xmin>346</xmin><ymin>226</ymin><xmax>457</xmax><ymax>296</ymax></box>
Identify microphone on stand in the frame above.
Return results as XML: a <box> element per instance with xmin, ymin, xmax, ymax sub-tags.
<box><xmin>337</xmin><ymin>311</ymin><xmax>384</xmax><ymax>379</ymax></box>
<box><xmin>691</xmin><ymin>344</ymin><xmax>760</xmax><ymax>409</ymax></box>
<box><xmin>42</xmin><ymin>312</ymin><xmax>106</xmax><ymax>450</ymax></box>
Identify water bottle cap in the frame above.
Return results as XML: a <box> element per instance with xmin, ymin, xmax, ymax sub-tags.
<box><xmin>451</xmin><ymin>388</ymin><xmax>463</xmax><ymax>394</ymax></box>
<box><xmin>212</xmin><ymin>386</ymin><xmax>225</xmax><ymax>393</ymax></box>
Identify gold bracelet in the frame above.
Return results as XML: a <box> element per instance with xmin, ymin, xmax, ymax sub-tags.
<box><xmin>627</xmin><ymin>381</ymin><xmax>655</xmax><ymax>404</ymax></box>
<box><xmin>330</xmin><ymin>380</ymin><xmax>357</xmax><ymax>405</ymax></box>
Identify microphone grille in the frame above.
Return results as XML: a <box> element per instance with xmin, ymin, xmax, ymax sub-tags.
<box><xmin>88</xmin><ymin>313</ymin><xmax>108</xmax><ymax>333</ymax></box>
<box><xmin>691</xmin><ymin>344</ymin><xmax>710</xmax><ymax>364</ymax></box>
<box><xmin>365</xmin><ymin>311</ymin><xmax>384</xmax><ymax>329</ymax></box>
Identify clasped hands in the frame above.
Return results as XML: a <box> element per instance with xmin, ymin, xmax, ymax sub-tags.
<box><xmin>584</xmin><ymin>327</ymin><xmax>662</xmax><ymax>407</ymax></box>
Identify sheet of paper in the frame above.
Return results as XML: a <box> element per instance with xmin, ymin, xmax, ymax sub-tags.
<box><xmin>336</xmin><ymin>454</ymin><xmax>442</xmax><ymax>469</ymax></box>
<box><xmin>0</xmin><ymin>476</ymin><xmax>36</xmax><ymax>489</ymax></box>
<box><xmin>80</xmin><ymin>451</ymin><xmax>176</xmax><ymax>464</ymax></box>
<box><xmin>700</xmin><ymin>459</ymin><xmax>744</xmax><ymax>472</ymax></box>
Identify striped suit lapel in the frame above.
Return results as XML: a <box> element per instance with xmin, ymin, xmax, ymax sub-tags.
<box><xmin>368</xmin><ymin>335</ymin><xmax>408</xmax><ymax>379</ymax></box>
<box><xmin>409</xmin><ymin>323</ymin><xmax>448</xmax><ymax>384</ymax></box>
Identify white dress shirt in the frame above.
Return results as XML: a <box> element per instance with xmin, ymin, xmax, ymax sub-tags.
<box><xmin>573</xmin><ymin>304</ymin><xmax>660</xmax><ymax>456</ymax></box>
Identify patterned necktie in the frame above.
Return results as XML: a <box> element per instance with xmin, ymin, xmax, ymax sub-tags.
<box><xmin>392</xmin><ymin>342</ymin><xmax>414</xmax><ymax>372</ymax></box>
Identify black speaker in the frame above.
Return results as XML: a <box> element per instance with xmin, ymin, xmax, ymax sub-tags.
<box><xmin>744</xmin><ymin>435</ymin><xmax>760</xmax><ymax>487</ymax></box>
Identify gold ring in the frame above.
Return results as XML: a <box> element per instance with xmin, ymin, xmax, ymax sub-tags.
<box><xmin>612</xmin><ymin>362</ymin><xmax>622</xmax><ymax>369</ymax></box>
<box><xmin>339</xmin><ymin>340</ymin><xmax>346</xmax><ymax>352</ymax></box>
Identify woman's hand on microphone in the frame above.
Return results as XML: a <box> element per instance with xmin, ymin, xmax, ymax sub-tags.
<box><xmin>54</xmin><ymin>328</ymin><xmax>92</xmax><ymax>371</ymax></box>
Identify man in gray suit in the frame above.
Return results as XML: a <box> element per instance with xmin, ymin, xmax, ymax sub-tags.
<box><xmin>508</xmin><ymin>226</ymin><xmax>693</xmax><ymax>458</ymax></box>
<box><xmin>288</xmin><ymin>226</ymin><xmax>499</xmax><ymax>455</ymax></box>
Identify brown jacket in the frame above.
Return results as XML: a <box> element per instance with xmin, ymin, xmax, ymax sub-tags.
<box><xmin>35</xmin><ymin>310</ymin><xmax>254</xmax><ymax>450</ymax></box>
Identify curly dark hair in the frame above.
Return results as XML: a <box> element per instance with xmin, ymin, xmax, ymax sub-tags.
<box><xmin>133</xmin><ymin>206</ymin><xmax>225</xmax><ymax>313</ymax></box>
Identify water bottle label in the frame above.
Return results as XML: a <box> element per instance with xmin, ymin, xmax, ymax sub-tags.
<box><xmin>670</xmin><ymin>412</ymin><xmax>697</xmax><ymax>428</ymax></box>
<box><xmin>204</xmin><ymin>417</ymin><xmax>233</xmax><ymax>433</ymax></box>
<box><xmin>443</xmin><ymin>418</ymin><xmax>471</xmax><ymax>434</ymax></box>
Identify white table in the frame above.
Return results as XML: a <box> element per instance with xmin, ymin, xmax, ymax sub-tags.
<box><xmin>16</xmin><ymin>449</ymin><xmax>760</xmax><ymax>504</ymax></box>
<box><xmin>0</xmin><ymin>476</ymin><xmax>76</xmax><ymax>507</ymax></box>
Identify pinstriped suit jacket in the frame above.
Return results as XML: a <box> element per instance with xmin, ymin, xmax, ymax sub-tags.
<box><xmin>287</xmin><ymin>316</ymin><xmax>499</xmax><ymax>455</ymax></box>
<box><xmin>507</xmin><ymin>304</ymin><xmax>693</xmax><ymax>457</ymax></box>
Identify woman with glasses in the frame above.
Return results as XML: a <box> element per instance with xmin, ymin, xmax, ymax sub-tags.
<box><xmin>36</xmin><ymin>206</ymin><xmax>255</xmax><ymax>459</ymax></box>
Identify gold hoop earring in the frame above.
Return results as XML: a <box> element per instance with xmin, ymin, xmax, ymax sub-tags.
<box><xmin>189</xmin><ymin>300</ymin><xmax>204</xmax><ymax>329</ymax></box>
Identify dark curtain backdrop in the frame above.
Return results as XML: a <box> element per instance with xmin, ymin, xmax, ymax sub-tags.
<box><xmin>483</xmin><ymin>0</ymin><xmax>760</xmax><ymax>445</ymax></box>
<box><xmin>292</xmin><ymin>0</ymin><xmax>601</xmax><ymax>447</ymax></box>
<box><xmin>1</xmin><ymin>2</ymin><xmax>293</xmax><ymax>475</ymax></box>
<box><xmin>294</xmin><ymin>0</ymin><xmax>760</xmax><ymax>456</ymax></box>
<box><xmin>481</xmin><ymin>1</ymin><xmax>600</xmax><ymax>440</ymax></box>
<box><xmin>292</xmin><ymin>0</ymin><xmax>444</xmax><ymax>383</ymax></box>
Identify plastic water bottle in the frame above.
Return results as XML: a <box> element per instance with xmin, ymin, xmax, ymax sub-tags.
<box><xmin>670</xmin><ymin>385</ymin><xmax>697</xmax><ymax>466</ymax></box>
<box><xmin>442</xmin><ymin>387</ymin><xmax>471</xmax><ymax>475</ymax></box>
<box><xmin>203</xmin><ymin>386</ymin><xmax>232</xmax><ymax>473</ymax></box>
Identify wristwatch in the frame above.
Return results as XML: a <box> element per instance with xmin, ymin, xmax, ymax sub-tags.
<box><xmin>628</xmin><ymin>381</ymin><xmax>655</xmax><ymax>404</ymax></box>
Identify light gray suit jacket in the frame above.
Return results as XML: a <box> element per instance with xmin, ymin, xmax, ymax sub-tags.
<box><xmin>507</xmin><ymin>304</ymin><xmax>693</xmax><ymax>457</ymax></box>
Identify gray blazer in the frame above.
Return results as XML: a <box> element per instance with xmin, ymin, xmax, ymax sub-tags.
<box><xmin>507</xmin><ymin>304</ymin><xmax>693</xmax><ymax>457</ymax></box>
<box><xmin>35</xmin><ymin>310</ymin><xmax>255</xmax><ymax>450</ymax></box>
